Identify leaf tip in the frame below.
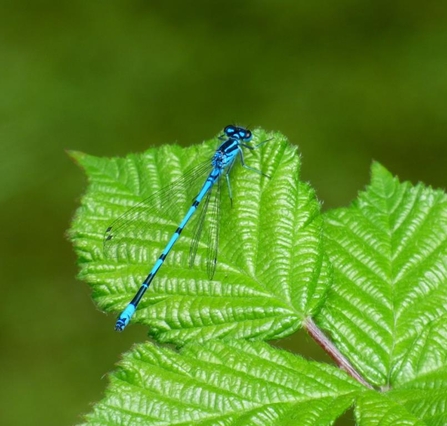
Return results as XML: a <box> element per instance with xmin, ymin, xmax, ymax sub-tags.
<box><xmin>369</xmin><ymin>161</ymin><xmax>397</xmax><ymax>188</ymax></box>
<box><xmin>370</xmin><ymin>161</ymin><xmax>390</xmax><ymax>176</ymax></box>
<box><xmin>66</xmin><ymin>150</ymin><xmax>87</xmax><ymax>165</ymax></box>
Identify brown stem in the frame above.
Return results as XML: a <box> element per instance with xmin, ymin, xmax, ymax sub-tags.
<box><xmin>305</xmin><ymin>317</ymin><xmax>374</xmax><ymax>389</ymax></box>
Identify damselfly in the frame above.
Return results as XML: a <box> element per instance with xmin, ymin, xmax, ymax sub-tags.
<box><xmin>104</xmin><ymin>125</ymin><xmax>269</xmax><ymax>331</ymax></box>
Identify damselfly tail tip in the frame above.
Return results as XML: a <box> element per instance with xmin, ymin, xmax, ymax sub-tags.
<box><xmin>115</xmin><ymin>304</ymin><xmax>135</xmax><ymax>331</ymax></box>
<box><xmin>115</xmin><ymin>319</ymin><xmax>126</xmax><ymax>332</ymax></box>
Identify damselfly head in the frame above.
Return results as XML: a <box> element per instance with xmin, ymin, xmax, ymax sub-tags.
<box><xmin>224</xmin><ymin>125</ymin><xmax>253</xmax><ymax>142</ymax></box>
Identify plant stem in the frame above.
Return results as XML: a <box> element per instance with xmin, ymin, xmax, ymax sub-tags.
<box><xmin>305</xmin><ymin>318</ymin><xmax>374</xmax><ymax>389</ymax></box>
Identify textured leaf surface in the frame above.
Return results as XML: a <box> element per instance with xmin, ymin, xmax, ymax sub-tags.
<box><xmin>81</xmin><ymin>340</ymin><xmax>360</xmax><ymax>426</ymax></box>
<box><xmin>356</xmin><ymin>383</ymin><xmax>447</xmax><ymax>426</ymax></box>
<box><xmin>71</xmin><ymin>147</ymin><xmax>447</xmax><ymax>424</ymax></box>
<box><xmin>69</xmin><ymin>128</ymin><xmax>330</xmax><ymax>343</ymax></box>
<box><xmin>317</xmin><ymin>162</ymin><xmax>447</xmax><ymax>390</ymax></box>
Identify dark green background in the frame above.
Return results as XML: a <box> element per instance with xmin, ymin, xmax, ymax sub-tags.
<box><xmin>1</xmin><ymin>2</ymin><xmax>446</xmax><ymax>425</ymax></box>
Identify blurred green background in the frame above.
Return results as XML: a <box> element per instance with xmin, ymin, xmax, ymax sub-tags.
<box><xmin>1</xmin><ymin>1</ymin><xmax>446</xmax><ymax>425</ymax></box>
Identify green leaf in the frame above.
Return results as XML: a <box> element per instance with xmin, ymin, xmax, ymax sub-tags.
<box><xmin>81</xmin><ymin>340</ymin><xmax>361</xmax><ymax>425</ymax></box>
<box><xmin>356</xmin><ymin>384</ymin><xmax>447</xmax><ymax>426</ymax></box>
<box><xmin>69</xmin><ymin>128</ymin><xmax>330</xmax><ymax>343</ymax></box>
<box><xmin>317</xmin><ymin>162</ymin><xmax>447</xmax><ymax>390</ymax></box>
<box><xmin>72</xmin><ymin>147</ymin><xmax>447</xmax><ymax>424</ymax></box>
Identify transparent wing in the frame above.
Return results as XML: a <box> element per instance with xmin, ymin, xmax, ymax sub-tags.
<box><xmin>188</xmin><ymin>176</ymin><xmax>221</xmax><ymax>280</ymax></box>
<box><xmin>189</xmin><ymin>183</ymin><xmax>213</xmax><ymax>269</ymax></box>
<box><xmin>103</xmin><ymin>159</ymin><xmax>212</xmax><ymax>258</ymax></box>
<box><xmin>206</xmin><ymin>176</ymin><xmax>221</xmax><ymax>280</ymax></box>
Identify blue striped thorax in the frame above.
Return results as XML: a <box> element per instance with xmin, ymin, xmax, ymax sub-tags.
<box><xmin>212</xmin><ymin>125</ymin><xmax>252</xmax><ymax>170</ymax></box>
